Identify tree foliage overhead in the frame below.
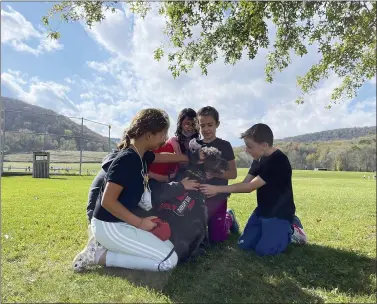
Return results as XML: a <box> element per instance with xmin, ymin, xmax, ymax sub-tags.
<box><xmin>44</xmin><ymin>1</ymin><xmax>376</xmax><ymax>106</ymax></box>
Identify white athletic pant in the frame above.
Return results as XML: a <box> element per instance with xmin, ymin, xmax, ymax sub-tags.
<box><xmin>91</xmin><ymin>218</ymin><xmax>178</xmax><ymax>272</ymax></box>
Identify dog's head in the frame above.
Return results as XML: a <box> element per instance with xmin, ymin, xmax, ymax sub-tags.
<box><xmin>201</xmin><ymin>146</ymin><xmax>228</xmax><ymax>174</ymax></box>
<box><xmin>188</xmin><ymin>139</ymin><xmax>228</xmax><ymax>175</ymax></box>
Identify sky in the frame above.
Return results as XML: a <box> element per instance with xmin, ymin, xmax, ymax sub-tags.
<box><xmin>1</xmin><ymin>2</ymin><xmax>376</xmax><ymax>146</ymax></box>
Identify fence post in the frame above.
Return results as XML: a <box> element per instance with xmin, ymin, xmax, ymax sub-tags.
<box><xmin>1</xmin><ymin>110</ymin><xmax>6</xmax><ymax>176</ymax></box>
<box><xmin>108</xmin><ymin>125</ymin><xmax>111</xmax><ymax>153</ymax></box>
<box><xmin>79</xmin><ymin>117</ymin><xmax>83</xmax><ymax>176</ymax></box>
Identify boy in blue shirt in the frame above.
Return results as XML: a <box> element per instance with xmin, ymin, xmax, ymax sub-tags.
<box><xmin>200</xmin><ymin>123</ymin><xmax>307</xmax><ymax>256</ymax></box>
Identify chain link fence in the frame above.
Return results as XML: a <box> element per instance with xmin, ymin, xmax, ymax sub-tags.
<box><xmin>0</xmin><ymin>109</ymin><xmax>116</xmax><ymax>176</ymax></box>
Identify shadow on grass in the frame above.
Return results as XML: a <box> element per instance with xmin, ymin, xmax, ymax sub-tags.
<box><xmin>93</xmin><ymin>238</ymin><xmax>376</xmax><ymax>303</ymax></box>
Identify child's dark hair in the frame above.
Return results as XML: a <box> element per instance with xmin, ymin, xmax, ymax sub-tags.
<box><xmin>197</xmin><ymin>106</ymin><xmax>219</xmax><ymax>123</ymax></box>
<box><xmin>241</xmin><ymin>123</ymin><xmax>274</xmax><ymax>146</ymax></box>
<box><xmin>118</xmin><ymin>108</ymin><xmax>169</xmax><ymax>150</ymax></box>
<box><xmin>175</xmin><ymin>108</ymin><xmax>199</xmax><ymax>153</ymax></box>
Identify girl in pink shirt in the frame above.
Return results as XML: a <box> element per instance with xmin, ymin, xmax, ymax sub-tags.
<box><xmin>167</xmin><ymin>108</ymin><xmax>200</xmax><ymax>157</ymax></box>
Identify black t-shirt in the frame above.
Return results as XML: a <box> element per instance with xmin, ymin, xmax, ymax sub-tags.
<box><xmin>248</xmin><ymin>149</ymin><xmax>295</xmax><ymax>222</ymax></box>
<box><xmin>87</xmin><ymin>150</ymin><xmax>119</xmax><ymax>223</ymax></box>
<box><xmin>93</xmin><ymin>148</ymin><xmax>155</xmax><ymax>223</ymax></box>
<box><xmin>197</xmin><ymin>138</ymin><xmax>235</xmax><ymax>200</ymax></box>
<box><xmin>87</xmin><ymin>169</ymin><xmax>106</xmax><ymax>222</ymax></box>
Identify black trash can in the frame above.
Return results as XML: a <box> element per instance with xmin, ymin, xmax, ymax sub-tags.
<box><xmin>32</xmin><ymin>152</ymin><xmax>50</xmax><ymax>178</ymax></box>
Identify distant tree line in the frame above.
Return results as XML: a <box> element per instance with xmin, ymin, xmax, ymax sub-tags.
<box><xmin>3</xmin><ymin>131</ymin><xmax>112</xmax><ymax>154</ymax></box>
<box><xmin>235</xmin><ymin>135</ymin><xmax>376</xmax><ymax>172</ymax></box>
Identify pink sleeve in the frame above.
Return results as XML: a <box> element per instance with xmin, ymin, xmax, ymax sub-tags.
<box><xmin>167</xmin><ymin>136</ymin><xmax>181</xmax><ymax>155</ymax></box>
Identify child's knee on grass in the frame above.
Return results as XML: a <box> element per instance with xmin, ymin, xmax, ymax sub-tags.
<box><xmin>238</xmin><ymin>216</ymin><xmax>292</xmax><ymax>256</ymax></box>
<box><xmin>254</xmin><ymin>237</ymin><xmax>290</xmax><ymax>256</ymax></box>
<box><xmin>254</xmin><ymin>217</ymin><xmax>292</xmax><ymax>256</ymax></box>
<box><xmin>238</xmin><ymin>227</ymin><xmax>261</xmax><ymax>251</ymax></box>
<box><xmin>159</xmin><ymin>251</ymin><xmax>178</xmax><ymax>271</ymax></box>
<box><xmin>207</xmin><ymin>200</ymin><xmax>228</xmax><ymax>243</ymax></box>
<box><xmin>237</xmin><ymin>212</ymin><xmax>262</xmax><ymax>251</ymax></box>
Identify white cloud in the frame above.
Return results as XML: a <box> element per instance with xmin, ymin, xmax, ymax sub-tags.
<box><xmin>82</xmin><ymin>8</ymin><xmax>132</xmax><ymax>58</ymax></box>
<box><xmin>1</xmin><ymin>70</ymin><xmax>27</xmax><ymax>97</ymax></box>
<box><xmin>64</xmin><ymin>77</ymin><xmax>75</xmax><ymax>84</ymax></box>
<box><xmin>1</xmin><ymin>70</ymin><xmax>77</xmax><ymax>114</ymax></box>
<box><xmin>261</xmin><ymin>76</ymin><xmax>376</xmax><ymax>139</ymax></box>
<box><xmin>38</xmin><ymin>35</ymin><xmax>63</xmax><ymax>53</ymax></box>
<box><xmin>1</xmin><ymin>6</ymin><xmax>41</xmax><ymax>42</ymax></box>
<box><xmin>1</xmin><ymin>5</ymin><xmax>63</xmax><ymax>56</ymax></box>
<box><xmin>86</xmin><ymin>61</ymin><xmax>109</xmax><ymax>73</ymax></box>
<box><xmin>80</xmin><ymin>92</ymin><xmax>97</xmax><ymax>100</ymax></box>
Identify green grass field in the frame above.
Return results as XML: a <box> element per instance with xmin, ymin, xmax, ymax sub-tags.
<box><xmin>2</xmin><ymin>170</ymin><xmax>376</xmax><ymax>303</ymax></box>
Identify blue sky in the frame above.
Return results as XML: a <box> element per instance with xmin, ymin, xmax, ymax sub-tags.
<box><xmin>1</xmin><ymin>2</ymin><xmax>376</xmax><ymax>146</ymax></box>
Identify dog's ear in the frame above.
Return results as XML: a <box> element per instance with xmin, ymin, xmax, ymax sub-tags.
<box><xmin>189</xmin><ymin>138</ymin><xmax>202</xmax><ymax>152</ymax></box>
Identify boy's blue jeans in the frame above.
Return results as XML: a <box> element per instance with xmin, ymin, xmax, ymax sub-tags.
<box><xmin>238</xmin><ymin>211</ymin><xmax>293</xmax><ymax>256</ymax></box>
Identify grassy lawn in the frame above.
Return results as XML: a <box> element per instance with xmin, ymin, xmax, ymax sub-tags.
<box><xmin>1</xmin><ymin>170</ymin><xmax>376</xmax><ymax>303</ymax></box>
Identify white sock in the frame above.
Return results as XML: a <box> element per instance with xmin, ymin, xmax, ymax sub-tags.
<box><xmin>94</xmin><ymin>247</ymin><xmax>107</xmax><ymax>264</ymax></box>
<box><xmin>105</xmin><ymin>250</ymin><xmax>175</xmax><ymax>272</ymax></box>
<box><xmin>87</xmin><ymin>225</ymin><xmax>93</xmax><ymax>239</ymax></box>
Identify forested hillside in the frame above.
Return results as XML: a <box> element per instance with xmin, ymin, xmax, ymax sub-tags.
<box><xmin>234</xmin><ymin>134</ymin><xmax>376</xmax><ymax>172</ymax></box>
<box><xmin>1</xmin><ymin>97</ymin><xmax>113</xmax><ymax>153</ymax></box>
<box><xmin>277</xmin><ymin>126</ymin><xmax>375</xmax><ymax>143</ymax></box>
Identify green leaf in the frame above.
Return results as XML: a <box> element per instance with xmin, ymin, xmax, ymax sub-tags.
<box><xmin>42</xmin><ymin>16</ymin><xmax>49</xmax><ymax>26</ymax></box>
<box><xmin>154</xmin><ymin>48</ymin><xmax>164</xmax><ymax>61</ymax></box>
<box><xmin>48</xmin><ymin>31</ymin><xmax>61</xmax><ymax>40</ymax></box>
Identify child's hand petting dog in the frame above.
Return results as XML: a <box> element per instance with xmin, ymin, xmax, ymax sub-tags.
<box><xmin>181</xmin><ymin>177</ymin><xmax>200</xmax><ymax>191</ymax></box>
<box><xmin>200</xmin><ymin>184</ymin><xmax>219</xmax><ymax>197</ymax></box>
<box><xmin>205</xmin><ymin>171</ymin><xmax>222</xmax><ymax>180</ymax></box>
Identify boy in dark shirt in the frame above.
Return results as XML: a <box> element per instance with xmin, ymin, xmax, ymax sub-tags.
<box><xmin>196</xmin><ymin>106</ymin><xmax>239</xmax><ymax>244</ymax></box>
<box><xmin>200</xmin><ymin>123</ymin><xmax>307</xmax><ymax>256</ymax></box>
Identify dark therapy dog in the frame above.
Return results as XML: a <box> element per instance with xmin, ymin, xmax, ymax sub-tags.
<box><xmin>150</xmin><ymin>139</ymin><xmax>228</xmax><ymax>262</ymax></box>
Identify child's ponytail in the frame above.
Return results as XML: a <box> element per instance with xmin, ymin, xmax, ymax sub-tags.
<box><xmin>117</xmin><ymin>109</ymin><xmax>170</xmax><ymax>150</ymax></box>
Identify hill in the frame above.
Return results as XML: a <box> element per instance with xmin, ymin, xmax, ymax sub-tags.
<box><xmin>277</xmin><ymin>126</ymin><xmax>376</xmax><ymax>143</ymax></box>
<box><xmin>1</xmin><ymin>96</ymin><xmax>114</xmax><ymax>153</ymax></box>
<box><xmin>234</xmin><ymin>127</ymin><xmax>376</xmax><ymax>171</ymax></box>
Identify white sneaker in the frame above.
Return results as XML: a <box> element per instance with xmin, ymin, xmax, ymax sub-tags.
<box><xmin>291</xmin><ymin>224</ymin><xmax>308</xmax><ymax>245</ymax></box>
<box><xmin>72</xmin><ymin>236</ymin><xmax>105</xmax><ymax>272</ymax></box>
